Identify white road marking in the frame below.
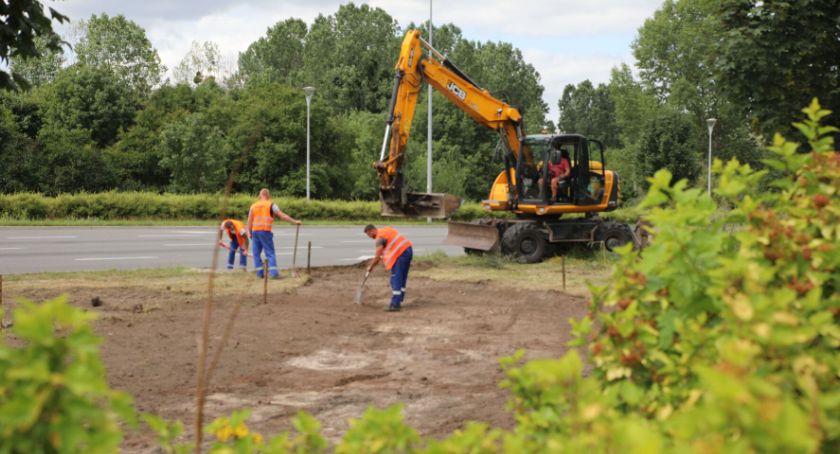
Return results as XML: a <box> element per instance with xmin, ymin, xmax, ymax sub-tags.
<box><xmin>0</xmin><ymin>247</ymin><xmax>23</xmax><ymax>250</ymax></box>
<box><xmin>7</xmin><ymin>235</ymin><xmax>77</xmax><ymax>240</ymax></box>
<box><xmin>163</xmin><ymin>243</ymin><xmax>216</xmax><ymax>247</ymax></box>
<box><xmin>139</xmin><ymin>234</ymin><xmax>192</xmax><ymax>238</ymax></box>
<box><xmin>74</xmin><ymin>256</ymin><xmax>158</xmax><ymax>261</ymax></box>
<box><xmin>340</xmin><ymin>255</ymin><xmax>374</xmax><ymax>261</ymax></box>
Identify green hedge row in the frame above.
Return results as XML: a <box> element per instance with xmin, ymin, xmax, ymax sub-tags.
<box><xmin>0</xmin><ymin>192</ymin><xmax>498</xmax><ymax>222</ymax></box>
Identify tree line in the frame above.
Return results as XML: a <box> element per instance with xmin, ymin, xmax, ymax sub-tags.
<box><xmin>1</xmin><ymin>1</ymin><xmax>837</xmax><ymax>202</ymax></box>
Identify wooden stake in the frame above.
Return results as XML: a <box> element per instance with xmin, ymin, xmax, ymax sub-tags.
<box><xmin>307</xmin><ymin>241</ymin><xmax>312</xmax><ymax>275</ymax></box>
<box><xmin>291</xmin><ymin>224</ymin><xmax>300</xmax><ymax>277</ymax></box>
<box><xmin>561</xmin><ymin>256</ymin><xmax>566</xmax><ymax>291</ymax></box>
<box><xmin>601</xmin><ymin>241</ymin><xmax>607</xmax><ymax>266</ymax></box>
<box><xmin>263</xmin><ymin>262</ymin><xmax>268</xmax><ymax>305</ymax></box>
<box><xmin>0</xmin><ymin>274</ymin><xmax>4</xmax><ymax>329</ymax></box>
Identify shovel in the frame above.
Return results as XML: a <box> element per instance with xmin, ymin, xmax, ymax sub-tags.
<box><xmin>354</xmin><ymin>271</ymin><xmax>370</xmax><ymax>305</ymax></box>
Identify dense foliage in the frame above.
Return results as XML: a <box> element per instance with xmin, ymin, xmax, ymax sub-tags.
<box><xmin>3</xmin><ymin>1</ymin><xmax>839</xmax><ymax>205</ymax></box>
<box><xmin>0</xmin><ymin>0</ymin><xmax>67</xmax><ymax>89</ymax></box>
<box><xmin>1</xmin><ymin>4</ymin><xmax>550</xmax><ymax>201</ymax></box>
<box><xmin>0</xmin><ymin>296</ymin><xmax>136</xmax><ymax>452</ymax></box>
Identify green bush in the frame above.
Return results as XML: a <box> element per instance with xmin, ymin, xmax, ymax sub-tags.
<box><xmin>0</xmin><ymin>296</ymin><xmax>137</xmax><ymax>453</ymax></box>
<box><xmin>0</xmin><ymin>192</ymin><xmax>514</xmax><ymax>222</ymax></box>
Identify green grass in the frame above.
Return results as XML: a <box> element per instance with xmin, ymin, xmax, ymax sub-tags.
<box><xmin>3</xmin><ymin>266</ymin><xmax>311</xmax><ymax>298</ymax></box>
<box><xmin>414</xmin><ymin>249</ymin><xmax>616</xmax><ymax>296</ymax></box>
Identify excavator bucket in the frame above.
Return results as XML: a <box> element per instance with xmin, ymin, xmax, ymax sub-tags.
<box><xmin>446</xmin><ymin>220</ymin><xmax>500</xmax><ymax>251</ymax></box>
<box><xmin>380</xmin><ymin>192</ymin><xmax>462</xmax><ymax>219</ymax></box>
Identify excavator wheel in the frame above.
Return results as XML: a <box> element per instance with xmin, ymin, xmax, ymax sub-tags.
<box><xmin>501</xmin><ymin>222</ymin><xmax>547</xmax><ymax>263</ymax></box>
<box><xmin>598</xmin><ymin>223</ymin><xmax>634</xmax><ymax>252</ymax></box>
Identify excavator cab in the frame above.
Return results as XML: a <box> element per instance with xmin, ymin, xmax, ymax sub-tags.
<box><xmin>518</xmin><ymin>134</ymin><xmax>606</xmax><ymax>207</ymax></box>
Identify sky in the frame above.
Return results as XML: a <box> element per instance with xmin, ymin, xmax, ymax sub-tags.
<box><xmin>50</xmin><ymin>0</ymin><xmax>664</xmax><ymax>122</ymax></box>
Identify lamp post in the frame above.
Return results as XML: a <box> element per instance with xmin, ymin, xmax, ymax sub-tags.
<box><xmin>304</xmin><ymin>86</ymin><xmax>315</xmax><ymax>200</ymax></box>
<box><xmin>426</xmin><ymin>0</ymin><xmax>433</xmax><ymax>223</ymax></box>
<box><xmin>706</xmin><ymin>118</ymin><xmax>716</xmax><ymax>196</ymax></box>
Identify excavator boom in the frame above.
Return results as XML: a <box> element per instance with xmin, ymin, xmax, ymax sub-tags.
<box><xmin>375</xmin><ymin>30</ymin><xmax>528</xmax><ymax>218</ymax></box>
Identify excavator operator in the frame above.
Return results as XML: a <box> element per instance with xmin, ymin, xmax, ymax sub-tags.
<box><xmin>539</xmin><ymin>147</ymin><xmax>571</xmax><ymax>202</ymax></box>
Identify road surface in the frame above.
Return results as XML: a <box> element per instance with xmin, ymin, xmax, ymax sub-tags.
<box><xmin>0</xmin><ymin>225</ymin><xmax>464</xmax><ymax>275</ymax></box>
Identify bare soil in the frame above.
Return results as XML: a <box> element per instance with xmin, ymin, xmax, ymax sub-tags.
<box><xmin>6</xmin><ymin>262</ymin><xmax>589</xmax><ymax>451</ymax></box>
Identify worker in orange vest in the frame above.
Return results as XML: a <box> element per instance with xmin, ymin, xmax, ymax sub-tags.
<box><xmin>364</xmin><ymin>224</ymin><xmax>413</xmax><ymax>312</ymax></box>
<box><xmin>218</xmin><ymin>219</ymin><xmax>250</xmax><ymax>271</ymax></box>
<box><xmin>247</xmin><ymin>188</ymin><xmax>301</xmax><ymax>279</ymax></box>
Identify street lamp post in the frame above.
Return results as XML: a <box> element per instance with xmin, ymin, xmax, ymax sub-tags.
<box><xmin>427</xmin><ymin>0</ymin><xmax>433</xmax><ymax>199</ymax></box>
<box><xmin>304</xmin><ymin>86</ymin><xmax>315</xmax><ymax>200</ymax></box>
<box><xmin>706</xmin><ymin>118</ymin><xmax>717</xmax><ymax>196</ymax></box>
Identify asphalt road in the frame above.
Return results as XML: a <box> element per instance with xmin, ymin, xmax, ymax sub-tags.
<box><xmin>0</xmin><ymin>225</ymin><xmax>464</xmax><ymax>275</ymax></box>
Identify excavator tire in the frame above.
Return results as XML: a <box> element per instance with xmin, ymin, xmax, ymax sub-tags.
<box><xmin>501</xmin><ymin>222</ymin><xmax>547</xmax><ymax>263</ymax></box>
<box><xmin>597</xmin><ymin>222</ymin><xmax>634</xmax><ymax>252</ymax></box>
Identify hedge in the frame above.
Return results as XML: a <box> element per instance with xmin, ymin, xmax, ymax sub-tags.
<box><xmin>0</xmin><ymin>192</ymin><xmax>507</xmax><ymax>222</ymax></box>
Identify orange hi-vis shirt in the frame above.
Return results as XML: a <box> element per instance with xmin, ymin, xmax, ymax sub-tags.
<box><xmin>376</xmin><ymin>227</ymin><xmax>412</xmax><ymax>270</ymax></box>
<box><xmin>222</xmin><ymin>219</ymin><xmax>247</xmax><ymax>246</ymax></box>
<box><xmin>250</xmin><ymin>200</ymin><xmax>274</xmax><ymax>231</ymax></box>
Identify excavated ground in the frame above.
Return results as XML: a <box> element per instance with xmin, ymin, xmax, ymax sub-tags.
<box><xmin>6</xmin><ymin>262</ymin><xmax>589</xmax><ymax>451</ymax></box>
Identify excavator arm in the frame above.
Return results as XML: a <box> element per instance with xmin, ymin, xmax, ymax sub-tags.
<box><xmin>374</xmin><ymin>29</ymin><xmax>532</xmax><ymax>218</ymax></box>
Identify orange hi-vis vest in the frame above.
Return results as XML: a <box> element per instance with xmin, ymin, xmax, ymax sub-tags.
<box><xmin>250</xmin><ymin>200</ymin><xmax>274</xmax><ymax>231</ymax></box>
<box><xmin>377</xmin><ymin>227</ymin><xmax>412</xmax><ymax>270</ymax></box>
<box><xmin>223</xmin><ymin>219</ymin><xmax>247</xmax><ymax>246</ymax></box>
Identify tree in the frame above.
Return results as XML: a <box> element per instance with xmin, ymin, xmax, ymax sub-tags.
<box><xmin>108</xmin><ymin>80</ymin><xmax>227</xmax><ymax>190</ymax></box>
<box><xmin>174</xmin><ymin>41</ymin><xmax>225</xmax><ymax>86</ymax></box>
<box><xmin>333</xmin><ymin>110</ymin><xmax>385</xmax><ymax>199</ymax></box>
<box><xmin>223</xmin><ymin>82</ymin><xmax>351</xmax><ymax>198</ymax></box>
<box><xmin>715</xmin><ymin>0</ymin><xmax>840</xmax><ymax>138</ymax></box>
<box><xmin>0</xmin><ymin>99</ymin><xmax>42</xmax><ymax>191</ymax></box>
<box><xmin>74</xmin><ymin>14</ymin><xmax>164</xmax><ymax>95</ymax></box>
<box><xmin>41</xmin><ymin>64</ymin><xmax>138</xmax><ymax>148</ymax></box>
<box><xmin>237</xmin><ymin>18</ymin><xmax>308</xmax><ymax>84</ymax></box>
<box><xmin>557</xmin><ymin>80</ymin><xmax>621</xmax><ymax>148</ymax></box>
<box><xmin>633</xmin><ymin>0</ymin><xmax>720</xmax><ymax>113</ymax></box>
<box><xmin>9</xmin><ymin>35</ymin><xmax>65</xmax><ymax>87</ymax></box>
<box><xmin>159</xmin><ymin>112</ymin><xmax>231</xmax><ymax>193</ymax></box>
<box><xmin>37</xmin><ymin>125</ymin><xmax>115</xmax><ymax>193</ymax></box>
<box><xmin>637</xmin><ymin>109</ymin><xmax>703</xmax><ymax>187</ymax></box>
<box><xmin>300</xmin><ymin>3</ymin><xmax>401</xmax><ymax>112</ymax></box>
<box><xmin>0</xmin><ymin>0</ymin><xmax>67</xmax><ymax>89</ymax></box>
<box><xmin>631</xmin><ymin>0</ymin><xmax>764</xmax><ymax>180</ymax></box>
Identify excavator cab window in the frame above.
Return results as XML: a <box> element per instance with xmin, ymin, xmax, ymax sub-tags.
<box><xmin>520</xmin><ymin>137</ymin><xmax>551</xmax><ymax>201</ymax></box>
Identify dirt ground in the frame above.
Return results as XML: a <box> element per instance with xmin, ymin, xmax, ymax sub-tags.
<box><xmin>4</xmin><ymin>261</ymin><xmax>591</xmax><ymax>451</ymax></box>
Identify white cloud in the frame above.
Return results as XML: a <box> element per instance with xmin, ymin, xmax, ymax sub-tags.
<box><xmin>49</xmin><ymin>0</ymin><xmax>661</xmax><ymax>117</ymax></box>
<box><xmin>522</xmin><ymin>47</ymin><xmax>635</xmax><ymax>122</ymax></box>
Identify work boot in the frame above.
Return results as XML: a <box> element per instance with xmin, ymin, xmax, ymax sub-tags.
<box><xmin>385</xmin><ymin>304</ymin><xmax>401</xmax><ymax>312</ymax></box>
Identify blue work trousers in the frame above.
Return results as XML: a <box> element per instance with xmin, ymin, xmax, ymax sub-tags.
<box><xmin>227</xmin><ymin>236</ymin><xmax>247</xmax><ymax>270</ymax></box>
<box><xmin>252</xmin><ymin>230</ymin><xmax>279</xmax><ymax>278</ymax></box>
<box><xmin>389</xmin><ymin>247</ymin><xmax>413</xmax><ymax>308</ymax></box>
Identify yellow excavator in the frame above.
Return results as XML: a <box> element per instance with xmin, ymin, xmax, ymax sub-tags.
<box><xmin>374</xmin><ymin>30</ymin><xmax>636</xmax><ymax>262</ymax></box>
